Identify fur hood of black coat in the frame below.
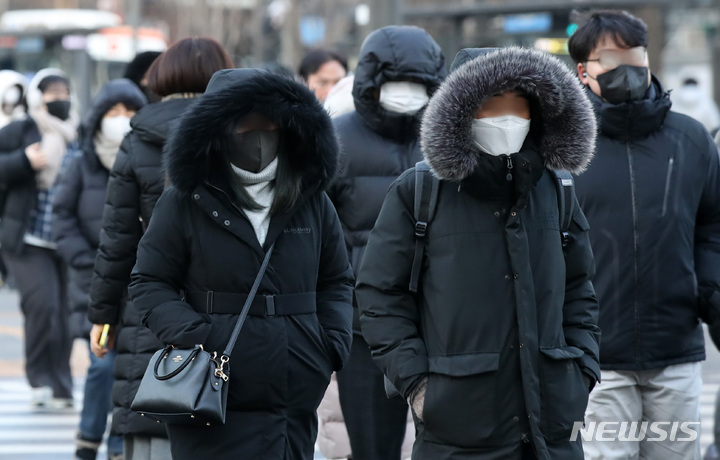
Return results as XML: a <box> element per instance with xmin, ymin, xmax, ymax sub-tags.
<box><xmin>165</xmin><ymin>70</ymin><xmax>339</xmax><ymax>195</ymax></box>
<box><xmin>421</xmin><ymin>47</ymin><xmax>596</xmax><ymax>181</ymax></box>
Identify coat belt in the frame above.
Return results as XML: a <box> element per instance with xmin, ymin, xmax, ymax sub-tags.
<box><xmin>185</xmin><ymin>291</ymin><xmax>316</xmax><ymax>316</ymax></box>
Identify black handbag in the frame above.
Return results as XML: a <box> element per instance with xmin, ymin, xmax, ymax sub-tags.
<box><xmin>131</xmin><ymin>245</ymin><xmax>275</xmax><ymax>426</ymax></box>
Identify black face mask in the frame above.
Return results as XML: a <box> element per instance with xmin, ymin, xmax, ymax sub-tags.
<box><xmin>45</xmin><ymin>100</ymin><xmax>71</xmax><ymax>121</ymax></box>
<box><xmin>228</xmin><ymin>130</ymin><xmax>280</xmax><ymax>173</ymax></box>
<box><xmin>595</xmin><ymin>65</ymin><xmax>650</xmax><ymax>105</ymax></box>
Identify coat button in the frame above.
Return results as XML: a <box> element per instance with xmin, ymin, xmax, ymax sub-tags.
<box><xmin>514</xmin><ymin>274</ymin><xmax>519</xmax><ymax>279</ymax></box>
<box><xmin>212</xmin><ymin>211</ymin><xmax>218</xmax><ymax>217</ymax></box>
<box><xmin>513</xmin><ymin>416</ymin><xmax>519</xmax><ymax>422</ymax></box>
<box><xmin>224</xmin><ymin>220</ymin><xmax>230</xmax><ymax>226</ymax></box>
<box><xmin>494</xmin><ymin>211</ymin><xmax>501</xmax><ymax>217</ymax></box>
<box><xmin>519</xmin><ymin>343</ymin><xmax>524</xmax><ymax>349</ymax></box>
<box><xmin>193</xmin><ymin>194</ymin><xmax>200</xmax><ymax>200</ymax></box>
<box><xmin>511</xmin><ymin>211</ymin><xmax>517</xmax><ymax>217</ymax></box>
<box><xmin>505</xmin><ymin>275</ymin><xmax>511</xmax><ymax>280</ymax></box>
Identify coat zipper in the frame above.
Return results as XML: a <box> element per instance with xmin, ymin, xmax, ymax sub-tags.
<box><xmin>661</xmin><ymin>157</ymin><xmax>674</xmax><ymax>217</ymax></box>
<box><xmin>506</xmin><ymin>156</ymin><xmax>514</xmax><ymax>182</ymax></box>
<box><xmin>626</xmin><ymin>107</ymin><xmax>641</xmax><ymax>365</ymax></box>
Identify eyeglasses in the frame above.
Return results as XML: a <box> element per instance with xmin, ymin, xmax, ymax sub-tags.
<box><xmin>585</xmin><ymin>47</ymin><xmax>647</xmax><ymax>70</ymax></box>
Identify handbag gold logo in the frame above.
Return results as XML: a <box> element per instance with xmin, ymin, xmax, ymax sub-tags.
<box><xmin>172</xmin><ymin>355</ymin><xmax>183</xmax><ymax>363</ymax></box>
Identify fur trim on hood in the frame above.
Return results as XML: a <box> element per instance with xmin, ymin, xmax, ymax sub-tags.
<box><xmin>421</xmin><ymin>47</ymin><xmax>596</xmax><ymax>181</ymax></box>
<box><xmin>165</xmin><ymin>70</ymin><xmax>339</xmax><ymax>194</ymax></box>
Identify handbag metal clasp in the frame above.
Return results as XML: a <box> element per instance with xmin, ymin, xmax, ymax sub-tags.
<box><xmin>212</xmin><ymin>353</ymin><xmax>229</xmax><ymax>382</ymax></box>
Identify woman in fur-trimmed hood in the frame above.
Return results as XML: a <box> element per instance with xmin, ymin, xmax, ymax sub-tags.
<box><xmin>356</xmin><ymin>47</ymin><xmax>601</xmax><ymax>459</ymax></box>
<box><xmin>128</xmin><ymin>69</ymin><xmax>353</xmax><ymax>459</ymax></box>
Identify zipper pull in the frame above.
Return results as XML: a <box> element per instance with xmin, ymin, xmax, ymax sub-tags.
<box><xmin>506</xmin><ymin>156</ymin><xmax>514</xmax><ymax>182</ymax></box>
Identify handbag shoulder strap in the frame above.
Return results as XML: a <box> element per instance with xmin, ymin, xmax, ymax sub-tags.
<box><xmin>222</xmin><ymin>244</ymin><xmax>275</xmax><ymax>358</ymax></box>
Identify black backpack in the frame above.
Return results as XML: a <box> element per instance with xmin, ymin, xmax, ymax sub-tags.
<box><xmin>409</xmin><ymin>160</ymin><xmax>575</xmax><ymax>293</ymax></box>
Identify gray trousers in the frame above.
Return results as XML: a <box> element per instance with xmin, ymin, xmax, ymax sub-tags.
<box><xmin>124</xmin><ymin>436</ymin><xmax>172</xmax><ymax>460</ymax></box>
<box><xmin>3</xmin><ymin>244</ymin><xmax>72</xmax><ymax>398</ymax></box>
<box><xmin>583</xmin><ymin>362</ymin><xmax>702</xmax><ymax>460</ymax></box>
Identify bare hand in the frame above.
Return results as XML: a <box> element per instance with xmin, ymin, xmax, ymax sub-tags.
<box><xmin>90</xmin><ymin>324</ymin><xmax>116</xmax><ymax>358</ymax></box>
<box><xmin>24</xmin><ymin>143</ymin><xmax>47</xmax><ymax>171</ymax></box>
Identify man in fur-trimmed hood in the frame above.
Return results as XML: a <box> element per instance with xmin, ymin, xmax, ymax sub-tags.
<box><xmin>356</xmin><ymin>47</ymin><xmax>600</xmax><ymax>459</ymax></box>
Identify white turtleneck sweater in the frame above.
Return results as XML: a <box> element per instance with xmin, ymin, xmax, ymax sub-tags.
<box><xmin>230</xmin><ymin>158</ymin><xmax>278</xmax><ymax>246</ymax></box>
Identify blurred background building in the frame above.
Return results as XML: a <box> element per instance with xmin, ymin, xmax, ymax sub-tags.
<box><xmin>1</xmin><ymin>0</ymin><xmax>719</xmax><ymax>111</ymax></box>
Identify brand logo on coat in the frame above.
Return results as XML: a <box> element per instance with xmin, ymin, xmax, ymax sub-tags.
<box><xmin>284</xmin><ymin>227</ymin><xmax>312</xmax><ymax>234</ymax></box>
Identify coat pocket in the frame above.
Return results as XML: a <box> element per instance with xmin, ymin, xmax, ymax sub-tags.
<box><xmin>422</xmin><ymin>352</ymin><xmax>499</xmax><ymax>448</ymax></box>
<box><xmin>539</xmin><ymin>346</ymin><xmax>589</xmax><ymax>441</ymax></box>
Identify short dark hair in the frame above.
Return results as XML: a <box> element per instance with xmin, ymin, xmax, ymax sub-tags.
<box><xmin>38</xmin><ymin>75</ymin><xmax>70</xmax><ymax>93</ymax></box>
<box><xmin>146</xmin><ymin>37</ymin><xmax>234</xmax><ymax>97</ymax></box>
<box><xmin>123</xmin><ymin>51</ymin><xmax>162</xmax><ymax>87</ymax></box>
<box><xmin>298</xmin><ymin>49</ymin><xmax>348</xmax><ymax>81</ymax></box>
<box><xmin>568</xmin><ymin>10</ymin><xmax>648</xmax><ymax>64</ymax></box>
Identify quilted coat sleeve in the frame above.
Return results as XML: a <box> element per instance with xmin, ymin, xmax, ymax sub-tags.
<box><xmin>316</xmin><ymin>193</ymin><xmax>354</xmax><ymax>371</ymax></box>
<box><xmin>355</xmin><ymin>171</ymin><xmax>428</xmax><ymax>400</ymax></box>
<box><xmin>128</xmin><ymin>187</ymin><xmax>215</xmax><ymax>348</ymax></box>
<box><xmin>88</xmin><ymin>135</ymin><xmax>144</xmax><ymax>325</ymax></box>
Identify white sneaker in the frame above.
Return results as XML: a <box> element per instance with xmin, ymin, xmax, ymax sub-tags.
<box><xmin>30</xmin><ymin>386</ymin><xmax>52</xmax><ymax>408</ymax></box>
<box><xmin>48</xmin><ymin>397</ymin><xmax>74</xmax><ymax>410</ymax></box>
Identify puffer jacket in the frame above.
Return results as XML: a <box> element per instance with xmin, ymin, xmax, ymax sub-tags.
<box><xmin>53</xmin><ymin>79</ymin><xmax>145</xmax><ymax>338</ymax></box>
<box><xmin>87</xmin><ymin>96</ymin><xmax>196</xmax><ymax>437</ymax></box>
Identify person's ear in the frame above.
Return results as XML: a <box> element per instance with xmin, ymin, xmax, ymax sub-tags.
<box><xmin>577</xmin><ymin>62</ymin><xmax>589</xmax><ymax>85</ymax></box>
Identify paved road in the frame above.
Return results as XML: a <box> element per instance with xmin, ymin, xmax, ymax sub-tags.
<box><xmin>1</xmin><ymin>288</ymin><xmax>720</xmax><ymax>459</ymax></box>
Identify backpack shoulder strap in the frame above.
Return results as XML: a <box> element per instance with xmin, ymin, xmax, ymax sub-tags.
<box><xmin>409</xmin><ymin>161</ymin><xmax>440</xmax><ymax>293</ymax></box>
<box><xmin>551</xmin><ymin>169</ymin><xmax>575</xmax><ymax>248</ymax></box>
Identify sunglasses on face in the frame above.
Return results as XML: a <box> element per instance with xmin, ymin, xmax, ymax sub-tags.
<box><xmin>586</xmin><ymin>46</ymin><xmax>647</xmax><ymax>70</ymax></box>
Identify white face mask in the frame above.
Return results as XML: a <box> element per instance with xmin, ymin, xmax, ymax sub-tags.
<box><xmin>471</xmin><ymin>115</ymin><xmax>531</xmax><ymax>156</ymax></box>
<box><xmin>378</xmin><ymin>81</ymin><xmax>429</xmax><ymax>115</ymax></box>
<box><xmin>101</xmin><ymin>115</ymin><xmax>132</xmax><ymax>144</ymax></box>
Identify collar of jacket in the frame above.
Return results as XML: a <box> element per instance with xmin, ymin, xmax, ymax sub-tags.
<box><xmin>197</xmin><ymin>176</ymin><xmax>320</xmax><ymax>255</ymax></box>
<box><xmin>459</xmin><ymin>145</ymin><xmax>545</xmax><ymax>210</ymax></box>
<box><xmin>587</xmin><ymin>76</ymin><xmax>672</xmax><ymax>142</ymax></box>
<box><xmin>421</xmin><ymin>47</ymin><xmax>596</xmax><ymax>182</ymax></box>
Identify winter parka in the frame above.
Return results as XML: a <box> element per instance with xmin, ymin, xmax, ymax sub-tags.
<box><xmin>52</xmin><ymin>79</ymin><xmax>145</xmax><ymax>339</ymax></box>
<box><xmin>356</xmin><ymin>47</ymin><xmax>601</xmax><ymax>459</ymax></box>
<box><xmin>128</xmin><ymin>69</ymin><xmax>354</xmax><ymax>460</ymax></box>
<box><xmin>574</xmin><ymin>79</ymin><xmax>720</xmax><ymax>370</ymax></box>
<box><xmin>87</xmin><ymin>96</ymin><xmax>196</xmax><ymax>437</ymax></box>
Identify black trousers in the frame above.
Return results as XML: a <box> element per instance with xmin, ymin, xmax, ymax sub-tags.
<box><xmin>337</xmin><ymin>332</ymin><xmax>409</xmax><ymax>460</ymax></box>
<box><xmin>4</xmin><ymin>245</ymin><xmax>72</xmax><ymax>398</ymax></box>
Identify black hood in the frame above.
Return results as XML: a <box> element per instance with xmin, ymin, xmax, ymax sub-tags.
<box><xmin>421</xmin><ymin>47</ymin><xmax>597</xmax><ymax>181</ymax></box>
<box><xmin>352</xmin><ymin>26</ymin><xmax>446</xmax><ymax>142</ymax></box>
<box><xmin>587</xmin><ymin>76</ymin><xmax>672</xmax><ymax>142</ymax></box>
<box><xmin>80</xmin><ymin>78</ymin><xmax>146</xmax><ymax>167</ymax></box>
<box><xmin>165</xmin><ymin>69</ymin><xmax>339</xmax><ymax>195</ymax></box>
<box><xmin>449</xmin><ymin>48</ymin><xmax>498</xmax><ymax>73</ymax></box>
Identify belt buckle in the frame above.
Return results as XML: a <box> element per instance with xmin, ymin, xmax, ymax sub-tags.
<box><xmin>266</xmin><ymin>295</ymin><xmax>276</xmax><ymax>317</ymax></box>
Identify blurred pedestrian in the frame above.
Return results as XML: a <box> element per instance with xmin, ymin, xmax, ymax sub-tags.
<box><xmin>318</xmin><ymin>72</ymin><xmax>414</xmax><ymax>460</ymax></box>
<box><xmin>128</xmin><ymin>68</ymin><xmax>353</xmax><ymax>459</ymax></box>
<box><xmin>87</xmin><ymin>37</ymin><xmax>233</xmax><ymax>460</ymax></box>
<box><xmin>123</xmin><ymin>51</ymin><xmax>162</xmax><ymax>103</ymax></box>
<box><xmin>356</xmin><ymin>46</ymin><xmax>600</xmax><ymax>460</ymax></box>
<box><xmin>0</xmin><ymin>68</ymin><xmax>78</xmax><ymax>409</ymax></box>
<box><xmin>299</xmin><ymin>49</ymin><xmax>348</xmax><ymax>102</ymax></box>
<box><xmin>323</xmin><ymin>75</ymin><xmax>355</xmax><ymax>118</ymax></box>
<box><xmin>328</xmin><ymin>25</ymin><xmax>446</xmax><ymax>460</ymax></box>
<box><xmin>671</xmin><ymin>77</ymin><xmax>720</xmax><ymax>135</ymax></box>
<box><xmin>568</xmin><ymin>10</ymin><xmax>720</xmax><ymax>459</ymax></box>
<box><xmin>0</xmin><ymin>70</ymin><xmax>27</xmax><ymax>128</ymax></box>
<box><xmin>53</xmin><ymin>78</ymin><xmax>146</xmax><ymax>460</ymax></box>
